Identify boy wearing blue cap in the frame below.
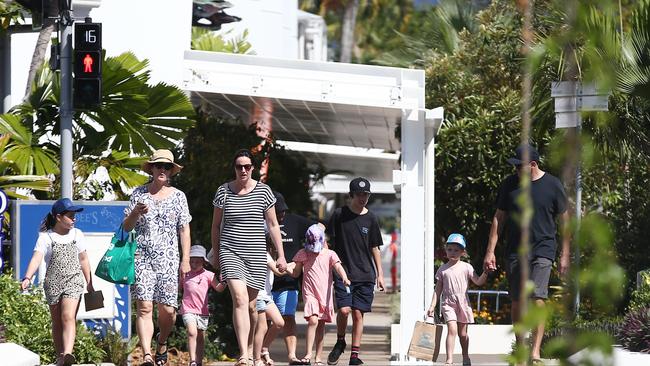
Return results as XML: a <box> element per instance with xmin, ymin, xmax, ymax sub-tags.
<box><xmin>427</xmin><ymin>234</ymin><xmax>489</xmax><ymax>366</ymax></box>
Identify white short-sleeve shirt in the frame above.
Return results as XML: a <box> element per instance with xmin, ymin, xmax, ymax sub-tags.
<box><xmin>34</xmin><ymin>228</ymin><xmax>86</xmax><ymax>266</ymax></box>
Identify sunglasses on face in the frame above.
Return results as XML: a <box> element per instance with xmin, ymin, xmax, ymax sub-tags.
<box><xmin>153</xmin><ymin>162</ymin><xmax>174</xmax><ymax>170</ymax></box>
<box><xmin>235</xmin><ymin>164</ymin><xmax>253</xmax><ymax>171</ymax></box>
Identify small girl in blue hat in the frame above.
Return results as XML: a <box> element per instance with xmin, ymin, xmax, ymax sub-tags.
<box><xmin>426</xmin><ymin>233</ymin><xmax>490</xmax><ymax>366</ymax></box>
<box><xmin>20</xmin><ymin>198</ymin><xmax>93</xmax><ymax>366</ymax></box>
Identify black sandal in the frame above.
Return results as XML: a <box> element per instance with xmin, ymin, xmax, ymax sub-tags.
<box><xmin>155</xmin><ymin>333</ymin><xmax>168</xmax><ymax>366</ymax></box>
<box><xmin>142</xmin><ymin>353</ymin><xmax>155</xmax><ymax>366</ymax></box>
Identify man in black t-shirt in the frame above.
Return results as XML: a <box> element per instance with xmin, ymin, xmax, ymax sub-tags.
<box><xmin>326</xmin><ymin>177</ymin><xmax>385</xmax><ymax>366</ymax></box>
<box><xmin>483</xmin><ymin>144</ymin><xmax>570</xmax><ymax>363</ymax></box>
<box><xmin>262</xmin><ymin>191</ymin><xmax>314</xmax><ymax>365</ymax></box>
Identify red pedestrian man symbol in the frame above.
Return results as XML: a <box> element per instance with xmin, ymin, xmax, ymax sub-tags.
<box><xmin>83</xmin><ymin>54</ymin><xmax>93</xmax><ymax>73</ymax></box>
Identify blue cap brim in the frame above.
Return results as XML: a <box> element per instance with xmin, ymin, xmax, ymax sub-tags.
<box><xmin>66</xmin><ymin>206</ymin><xmax>84</xmax><ymax>212</ymax></box>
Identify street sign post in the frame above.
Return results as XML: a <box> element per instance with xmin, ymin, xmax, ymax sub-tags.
<box><xmin>550</xmin><ymin>81</ymin><xmax>610</xmax><ymax>317</ymax></box>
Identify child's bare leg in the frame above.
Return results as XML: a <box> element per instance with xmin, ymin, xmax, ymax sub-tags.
<box><xmin>60</xmin><ymin>297</ymin><xmax>80</xmax><ymax>355</ymax></box>
<box><xmin>303</xmin><ymin>315</ymin><xmax>319</xmax><ymax>362</ymax></box>
<box><xmin>187</xmin><ymin>319</ymin><xmax>199</xmax><ymax>362</ymax></box>
<box><xmin>262</xmin><ymin>303</ymin><xmax>284</xmax><ymax>365</ymax></box>
<box><xmin>197</xmin><ymin>329</ymin><xmax>205</xmax><ymax>364</ymax></box>
<box><xmin>458</xmin><ymin>322</ymin><xmax>470</xmax><ymax>362</ymax></box>
<box><xmin>254</xmin><ymin>311</ymin><xmax>268</xmax><ymax>362</ymax></box>
<box><xmin>445</xmin><ymin>320</ymin><xmax>458</xmax><ymax>364</ymax></box>
<box><xmin>314</xmin><ymin>320</ymin><xmax>326</xmax><ymax>362</ymax></box>
<box><xmin>49</xmin><ymin>302</ymin><xmax>64</xmax><ymax>357</ymax></box>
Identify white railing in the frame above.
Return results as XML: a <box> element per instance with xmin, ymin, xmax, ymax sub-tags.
<box><xmin>467</xmin><ymin>289</ymin><xmax>510</xmax><ymax>313</ymax></box>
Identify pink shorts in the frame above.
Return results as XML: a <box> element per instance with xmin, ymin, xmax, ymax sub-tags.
<box><xmin>441</xmin><ymin>301</ymin><xmax>474</xmax><ymax>323</ymax></box>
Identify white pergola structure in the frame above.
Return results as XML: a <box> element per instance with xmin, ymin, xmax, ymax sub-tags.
<box><xmin>182</xmin><ymin>50</ymin><xmax>443</xmax><ymax>361</ymax></box>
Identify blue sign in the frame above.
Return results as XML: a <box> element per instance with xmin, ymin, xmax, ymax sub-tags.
<box><xmin>11</xmin><ymin>200</ymin><xmax>131</xmax><ymax>339</ymax></box>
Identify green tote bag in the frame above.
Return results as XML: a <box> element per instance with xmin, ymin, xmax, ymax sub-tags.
<box><xmin>95</xmin><ymin>226</ymin><xmax>138</xmax><ymax>285</ymax></box>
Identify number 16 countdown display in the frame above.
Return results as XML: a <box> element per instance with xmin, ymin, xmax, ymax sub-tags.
<box><xmin>74</xmin><ymin>21</ymin><xmax>102</xmax><ymax>109</ymax></box>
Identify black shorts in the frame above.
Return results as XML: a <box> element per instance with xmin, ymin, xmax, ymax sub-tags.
<box><xmin>333</xmin><ymin>278</ymin><xmax>375</xmax><ymax>313</ymax></box>
<box><xmin>506</xmin><ymin>256</ymin><xmax>553</xmax><ymax>300</ymax></box>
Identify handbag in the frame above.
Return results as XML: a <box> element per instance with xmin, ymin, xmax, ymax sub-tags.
<box><xmin>408</xmin><ymin>314</ymin><xmax>444</xmax><ymax>361</ymax></box>
<box><xmin>84</xmin><ymin>290</ymin><xmax>105</xmax><ymax>311</ymax></box>
<box><xmin>95</xmin><ymin>226</ymin><xmax>137</xmax><ymax>284</ymax></box>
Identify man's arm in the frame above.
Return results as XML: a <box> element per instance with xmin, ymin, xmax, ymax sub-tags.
<box><xmin>483</xmin><ymin>209</ymin><xmax>506</xmax><ymax>271</ymax></box>
<box><xmin>372</xmin><ymin>246</ymin><xmax>385</xmax><ymax>291</ymax></box>
<box><xmin>559</xmin><ymin>210</ymin><xmax>571</xmax><ymax>276</ymax></box>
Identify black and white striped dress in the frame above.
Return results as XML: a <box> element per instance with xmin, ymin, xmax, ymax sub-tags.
<box><xmin>213</xmin><ymin>181</ymin><xmax>276</xmax><ymax>291</ymax></box>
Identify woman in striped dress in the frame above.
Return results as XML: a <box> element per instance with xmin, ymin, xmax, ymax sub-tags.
<box><xmin>211</xmin><ymin>149</ymin><xmax>287</xmax><ymax>366</ymax></box>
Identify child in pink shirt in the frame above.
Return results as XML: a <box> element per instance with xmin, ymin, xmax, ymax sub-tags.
<box><xmin>289</xmin><ymin>224</ymin><xmax>350</xmax><ymax>366</ymax></box>
<box><xmin>427</xmin><ymin>234</ymin><xmax>489</xmax><ymax>366</ymax></box>
<box><xmin>180</xmin><ymin>245</ymin><xmax>226</xmax><ymax>366</ymax></box>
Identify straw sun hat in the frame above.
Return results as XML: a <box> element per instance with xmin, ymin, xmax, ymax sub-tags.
<box><xmin>142</xmin><ymin>149</ymin><xmax>183</xmax><ymax>176</ymax></box>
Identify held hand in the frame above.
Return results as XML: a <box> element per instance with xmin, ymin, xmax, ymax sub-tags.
<box><xmin>20</xmin><ymin>278</ymin><xmax>30</xmax><ymax>291</ymax></box>
<box><xmin>483</xmin><ymin>252</ymin><xmax>497</xmax><ymax>272</ymax></box>
<box><xmin>377</xmin><ymin>276</ymin><xmax>385</xmax><ymax>292</ymax></box>
<box><xmin>426</xmin><ymin>307</ymin><xmax>436</xmax><ymax>318</ymax></box>
<box><xmin>276</xmin><ymin>257</ymin><xmax>287</xmax><ymax>273</ymax></box>
<box><xmin>559</xmin><ymin>252</ymin><xmax>570</xmax><ymax>277</ymax></box>
<box><xmin>87</xmin><ymin>282</ymin><xmax>94</xmax><ymax>293</ymax></box>
<box><xmin>180</xmin><ymin>260</ymin><xmax>191</xmax><ymax>278</ymax></box>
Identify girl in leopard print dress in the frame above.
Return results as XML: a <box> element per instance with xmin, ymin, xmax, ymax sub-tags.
<box><xmin>21</xmin><ymin>198</ymin><xmax>94</xmax><ymax>366</ymax></box>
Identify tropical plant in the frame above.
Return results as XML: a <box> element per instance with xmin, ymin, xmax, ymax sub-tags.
<box><xmin>374</xmin><ymin>0</ymin><xmax>481</xmax><ymax>67</ymax></box>
<box><xmin>617</xmin><ymin>307</ymin><xmax>650</xmax><ymax>353</ymax></box>
<box><xmin>191</xmin><ymin>28</ymin><xmax>254</xmax><ymax>54</ymax></box>
<box><xmin>5</xmin><ymin>52</ymin><xmax>195</xmax><ymax>198</ymax></box>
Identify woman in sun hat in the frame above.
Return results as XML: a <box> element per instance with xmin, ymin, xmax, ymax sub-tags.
<box><xmin>123</xmin><ymin>149</ymin><xmax>193</xmax><ymax>366</ymax></box>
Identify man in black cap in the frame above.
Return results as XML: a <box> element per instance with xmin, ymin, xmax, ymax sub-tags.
<box><xmin>262</xmin><ymin>191</ymin><xmax>315</xmax><ymax>365</ymax></box>
<box><xmin>326</xmin><ymin>177</ymin><xmax>385</xmax><ymax>365</ymax></box>
<box><xmin>483</xmin><ymin>144</ymin><xmax>570</xmax><ymax>363</ymax></box>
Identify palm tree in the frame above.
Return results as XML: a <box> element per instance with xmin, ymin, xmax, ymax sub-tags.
<box><xmin>4</xmin><ymin>52</ymin><xmax>196</xmax><ymax>198</ymax></box>
<box><xmin>0</xmin><ymin>133</ymin><xmax>50</xmax><ymax>199</ymax></box>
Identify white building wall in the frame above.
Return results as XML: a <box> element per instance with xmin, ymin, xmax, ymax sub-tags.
<box><xmin>8</xmin><ymin>0</ymin><xmax>304</xmax><ymax>110</ymax></box>
<box><xmin>221</xmin><ymin>0</ymin><xmax>298</xmax><ymax>59</ymax></box>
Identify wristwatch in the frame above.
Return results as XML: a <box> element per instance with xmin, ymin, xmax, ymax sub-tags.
<box><xmin>22</xmin><ymin>277</ymin><xmax>31</xmax><ymax>283</ymax></box>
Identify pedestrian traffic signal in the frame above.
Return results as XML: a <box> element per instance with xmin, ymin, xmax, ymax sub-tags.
<box><xmin>73</xmin><ymin>20</ymin><xmax>102</xmax><ymax>109</ymax></box>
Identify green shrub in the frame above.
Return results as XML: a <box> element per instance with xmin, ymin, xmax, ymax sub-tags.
<box><xmin>628</xmin><ymin>271</ymin><xmax>650</xmax><ymax>311</ymax></box>
<box><xmin>0</xmin><ymin>273</ymin><xmax>105</xmax><ymax>364</ymax></box>
<box><xmin>98</xmin><ymin>326</ymin><xmax>139</xmax><ymax>366</ymax></box>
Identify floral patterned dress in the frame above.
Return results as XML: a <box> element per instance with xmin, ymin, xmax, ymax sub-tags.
<box><xmin>125</xmin><ymin>185</ymin><xmax>192</xmax><ymax>307</ymax></box>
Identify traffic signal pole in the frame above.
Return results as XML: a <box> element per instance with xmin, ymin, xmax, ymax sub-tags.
<box><xmin>60</xmin><ymin>5</ymin><xmax>74</xmax><ymax>199</ymax></box>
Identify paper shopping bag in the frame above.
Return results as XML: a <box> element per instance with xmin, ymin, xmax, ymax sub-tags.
<box><xmin>84</xmin><ymin>290</ymin><xmax>105</xmax><ymax>311</ymax></box>
<box><xmin>408</xmin><ymin>320</ymin><xmax>443</xmax><ymax>361</ymax></box>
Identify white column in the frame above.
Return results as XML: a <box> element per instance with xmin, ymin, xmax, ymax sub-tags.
<box><xmin>424</xmin><ymin>107</ymin><xmax>443</xmax><ymax>320</ymax></box>
<box><xmin>399</xmin><ymin>106</ymin><xmax>426</xmax><ymax>360</ymax></box>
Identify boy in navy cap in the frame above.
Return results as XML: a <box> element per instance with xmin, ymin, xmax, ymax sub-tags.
<box><xmin>326</xmin><ymin>177</ymin><xmax>385</xmax><ymax>365</ymax></box>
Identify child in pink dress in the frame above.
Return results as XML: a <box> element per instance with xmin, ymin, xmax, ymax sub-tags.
<box><xmin>427</xmin><ymin>234</ymin><xmax>489</xmax><ymax>366</ymax></box>
<box><xmin>289</xmin><ymin>224</ymin><xmax>350</xmax><ymax>366</ymax></box>
<box><xmin>180</xmin><ymin>245</ymin><xmax>226</xmax><ymax>366</ymax></box>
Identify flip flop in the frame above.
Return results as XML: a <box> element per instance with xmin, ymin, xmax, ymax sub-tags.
<box><xmin>261</xmin><ymin>351</ymin><xmax>274</xmax><ymax>366</ymax></box>
<box><xmin>289</xmin><ymin>359</ymin><xmax>304</xmax><ymax>365</ymax></box>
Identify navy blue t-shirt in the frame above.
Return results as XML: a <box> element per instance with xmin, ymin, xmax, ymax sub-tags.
<box><xmin>326</xmin><ymin>206</ymin><xmax>383</xmax><ymax>283</ymax></box>
<box><xmin>496</xmin><ymin>173</ymin><xmax>567</xmax><ymax>260</ymax></box>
